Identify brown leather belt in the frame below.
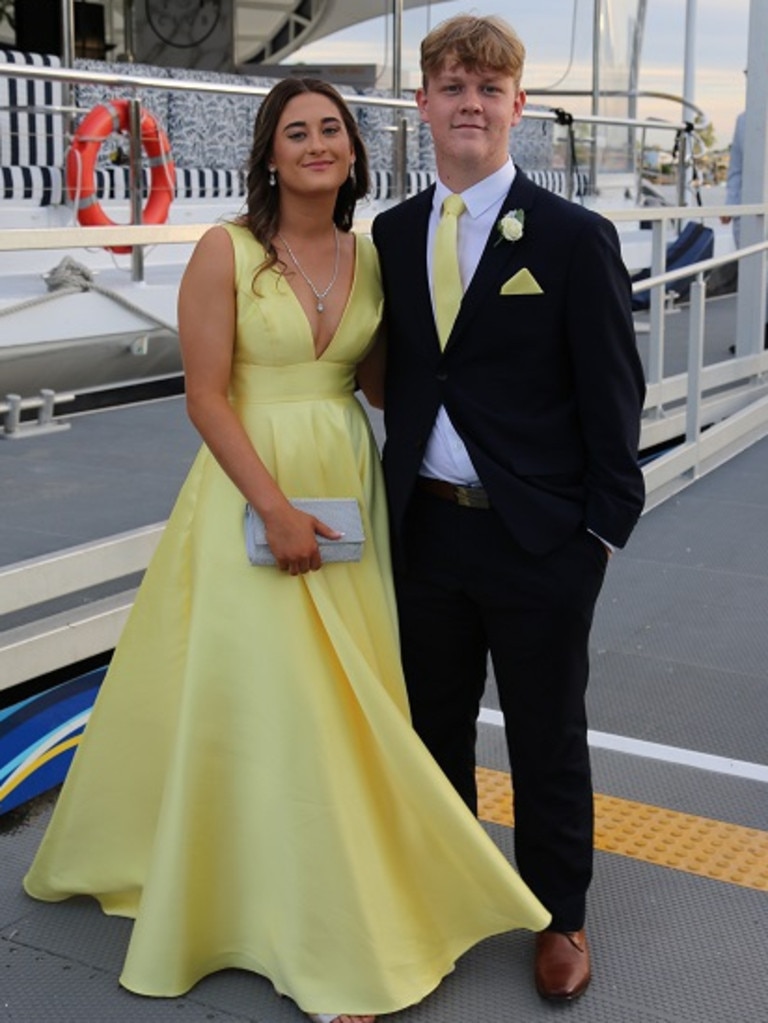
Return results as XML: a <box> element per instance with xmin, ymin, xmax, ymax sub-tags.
<box><xmin>416</xmin><ymin>476</ymin><xmax>490</xmax><ymax>509</ymax></box>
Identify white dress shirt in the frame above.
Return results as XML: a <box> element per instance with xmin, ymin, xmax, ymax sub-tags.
<box><xmin>421</xmin><ymin>160</ymin><xmax>516</xmax><ymax>485</ymax></box>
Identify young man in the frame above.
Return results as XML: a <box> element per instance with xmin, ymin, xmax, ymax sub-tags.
<box><xmin>372</xmin><ymin>15</ymin><xmax>645</xmax><ymax>1002</ymax></box>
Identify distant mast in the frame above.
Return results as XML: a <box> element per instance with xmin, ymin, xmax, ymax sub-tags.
<box><xmin>592</xmin><ymin>0</ymin><xmax>648</xmax><ymax>178</ymax></box>
<box><xmin>683</xmin><ymin>0</ymin><xmax>697</xmax><ymax>122</ymax></box>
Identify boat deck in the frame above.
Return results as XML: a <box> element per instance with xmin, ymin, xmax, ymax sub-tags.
<box><xmin>1</xmin><ymin>393</ymin><xmax>767</xmax><ymax>1022</ymax></box>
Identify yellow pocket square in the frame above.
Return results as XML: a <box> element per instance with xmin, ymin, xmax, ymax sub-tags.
<box><xmin>500</xmin><ymin>268</ymin><xmax>543</xmax><ymax>295</ymax></box>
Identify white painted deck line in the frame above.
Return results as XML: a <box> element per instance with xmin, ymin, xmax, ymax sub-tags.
<box><xmin>478</xmin><ymin>707</ymin><xmax>768</xmax><ymax>784</ymax></box>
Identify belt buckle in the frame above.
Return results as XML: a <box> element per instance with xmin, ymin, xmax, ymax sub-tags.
<box><xmin>455</xmin><ymin>485</ymin><xmax>488</xmax><ymax>509</ymax></box>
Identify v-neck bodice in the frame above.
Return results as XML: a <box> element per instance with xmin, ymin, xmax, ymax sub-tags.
<box><xmin>225</xmin><ymin>223</ymin><xmax>383</xmax><ymax>403</ymax></box>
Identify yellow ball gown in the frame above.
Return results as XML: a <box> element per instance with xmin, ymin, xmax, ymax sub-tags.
<box><xmin>23</xmin><ymin>224</ymin><xmax>550</xmax><ymax>1016</ymax></box>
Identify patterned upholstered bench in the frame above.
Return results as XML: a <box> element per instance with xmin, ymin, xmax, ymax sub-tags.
<box><xmin>0</xmin><ymin>47</ymin><xmax>65</xmax><ymax>205</ymax></box>
<box><xmin>1</xmin><ymin>50</ymin><xmax>258</xmax><ymax>209</ymax></box>
<box><xmin>0</xmin><ymin>50</ymin><xmax>588</xmax><ymax>211</ymax></box>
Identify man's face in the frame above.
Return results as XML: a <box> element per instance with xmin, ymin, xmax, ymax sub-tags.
<box><xmin>416</xmin><ymin>62</ymin><xmax>525</xmax><ymax>180</ymax></box>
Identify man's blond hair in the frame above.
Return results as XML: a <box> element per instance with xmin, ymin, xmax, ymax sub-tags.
<box><xmin>420</xmin><ymin>15</ymin><xmax>526</xmax><ymax>89</ymax></box>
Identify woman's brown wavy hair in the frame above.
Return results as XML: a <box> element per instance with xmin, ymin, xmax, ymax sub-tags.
<box><xmin>235</xmin><ymin>77</ymin><xmax>369</xmax><ymax>282</ymax></box>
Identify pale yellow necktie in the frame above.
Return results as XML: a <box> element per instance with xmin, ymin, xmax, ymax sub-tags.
<box><xmin>433</xmin><ymin>194</ymin><xmax>466</xmax><ymax>348</ymax></box>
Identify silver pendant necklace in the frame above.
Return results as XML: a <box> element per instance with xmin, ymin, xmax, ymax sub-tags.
<box><xmin>278</xmin><ymin>227</ymin><xmax>340</xmax><ymax>312</ymax></box>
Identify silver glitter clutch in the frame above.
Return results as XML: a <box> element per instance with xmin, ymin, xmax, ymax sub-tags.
<box><xmin>244</xmin><ymin>499</ymin><xmax>365</xmax><ymax>566</ymax></box>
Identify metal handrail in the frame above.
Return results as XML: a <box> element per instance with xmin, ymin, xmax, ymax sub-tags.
<box><xmin>0</xmin><ymin>61</ymin><xmax>693</xmax><ymax>134</ymax></box>
<box><xmin>633</xmin><ymin>237</ymin><xmax>768</xmax><ymax>295</ymax></box>
<box><xmin>526</xmin><ymin>88</ymin><xmax>709</xmax><ymax>130</ymax></box>
<box><xmin>0</xmin><ymin>58</ymin><xmax>703</xmax><ymax>213</ymax></box>
<box><xmin>1</xmin><ymin>204</ymin><xmax>767</xmax><ymax>690</ymax></box>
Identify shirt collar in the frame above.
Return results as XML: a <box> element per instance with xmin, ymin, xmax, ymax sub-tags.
<box><xmin>434</xmin><ymin>159</ymin><xmax>516</xmax><ymax>219</ymax></box>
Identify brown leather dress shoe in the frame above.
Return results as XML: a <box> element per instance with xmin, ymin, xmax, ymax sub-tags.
<box><xmin>534</xmin><ymin>929</ymin><xmax>591</xmax><ymax>1001</ymax></box>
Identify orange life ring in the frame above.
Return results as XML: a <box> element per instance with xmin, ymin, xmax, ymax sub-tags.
<box><xmin>66</xmin><ymin>98</ymin><xmax>175</xmax><ymax>254</ymax></box>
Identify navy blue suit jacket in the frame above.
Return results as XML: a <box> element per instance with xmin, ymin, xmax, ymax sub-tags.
<box><xmin>372</xmin><ymin>171</ymin><xmax>646</xmax><ymax>561</ymax></box>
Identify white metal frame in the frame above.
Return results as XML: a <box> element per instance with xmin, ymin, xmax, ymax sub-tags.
<box><xmin>1</xmin><ymin>53</ymin><xmax>767</xmax><ymax>694</ymax></box>
<box><xmin>2</xmin><ymin>206</ymin><xmax>768</xmax><ymax>693</ymax></box>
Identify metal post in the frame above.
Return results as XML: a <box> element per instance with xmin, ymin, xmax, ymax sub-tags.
<box><xmin>636</xmin><ymin>125</ymin><xmax>647</xmax><ymax>203</ymax></box>
<box><xmin>676</xmin><ymin>129</ymin><xmax>688</xmax><ymax>209</ymax></box>
<box><xmin>564</xmin><ymin>126</ymin><xmax>574</xmax><ymax>202</ymax></box>
<box><xmin>685</xmin><ymin>276</ymin><xmax>706</xmax><ymax>464</ymax></box>
<box><xmin>60</xmin><ymin>0</ymin><xmax>75</xmax><ymax>65</ymax></box>
<box><xmin>393</xmin><ymin>116</ymin><xmax>408</xmax><ymax>201</ymax></box>
<box><xmin>4</xmin><ymin>395</ymin><xmax>21</xmax><ymax>436</ymax></box>
<box><xmin>680</xmin><ymin>0</ymin><xmax>698</xmax><ymax>200</ymax></box>
<box><xmin>123</xmin><ymin>0</ymin><xmax>136</xmax><ymax>62</ymax></box>
<box><xmin>391</xmin><ymin>0</ymin><xmax>404</xmax><ymax>199</ymax></box>
<box><xmin>392</xmin><ymin>0</ymin><xmax>403</xmax><ymax>101</ymax></box>
<box><xmin>647</xmin><ymin>219</ymin><xmax>667</xmax><ymax>392</ymax></box>
<box><xmin>682</xmin><ymin>0</ymin><xmax>697</xmax><ymax>122</ymax></box>
<box><xmin>628</xmin><ymin>0</ymin><xmax>648</xmax><ymax>181</ymax></box>
<box><xmin>38</xmin><ymin>390</ymin><xmax>55</xmax><ymax>428</ymax></box>
<box><xmin>590</xmin><ymin>0</ymin><xmax>601</xmax><ymax>192</ymax></box>
<box><xmin>128</xmin><ymin>98</ymin><xmax>145</xmax><ymax>283</ymax></box>
<box><xmin>60</xmin><ymin>0</ymin><xmax>75</xmax><ymax>135</ymax></box>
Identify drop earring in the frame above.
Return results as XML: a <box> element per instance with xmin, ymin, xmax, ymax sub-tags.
<box><xmin>268</xmin><ymin>168</ymin><xmax>276</xmax><ymax>187</ymax></box>
<box><xmin>348</xmin><ymin>162</ymin><xmax>356</xmax><ymax>186</ymax></box>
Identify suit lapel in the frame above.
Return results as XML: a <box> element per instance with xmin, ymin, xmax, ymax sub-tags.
<box><xmin>394</xmin><ymin>187</ymin><xmax>437</xmax><ymax>346</ymax></box>
<box><xmin>445</xmin><ymin>171</ymin><xmax>539</xmax><ymax>352</ymax></box>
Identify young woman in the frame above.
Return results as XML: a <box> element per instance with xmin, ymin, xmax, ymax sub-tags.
<box><xmin>24</xmin><ymin>78</ymin><xmax>549</xmax><ymax>1023</ymax></box>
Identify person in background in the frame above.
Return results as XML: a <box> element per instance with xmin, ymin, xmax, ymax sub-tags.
<box><xmin>720</xmin><ymin>104</ymin><xmax>768</xmax><ymax>351</ymax></box>
<box><xmin>374</xmin><ymin>14</ymin><xmax>645</xmax><ymax>1003</ymax></box>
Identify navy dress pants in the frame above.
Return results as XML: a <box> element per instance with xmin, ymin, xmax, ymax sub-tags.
<box><xmin>396</xmin><ymin>489</ymin><xmax>609</xmax><ymax>932</ymax></box>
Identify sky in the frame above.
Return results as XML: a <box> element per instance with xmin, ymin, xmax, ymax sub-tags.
<box><xmin>287</xmin><ymin>0</ymin><xmax>753</xmax><ymax>149</ymax></box>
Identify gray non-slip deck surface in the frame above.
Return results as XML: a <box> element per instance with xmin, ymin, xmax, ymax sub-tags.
<box><xmin>1</xmin><ymin>395</ymin><xmax>767</xmax><ymax>1022</ymax></box>
<box><xmin>2</xmin><ymin>772</ymin><xmax>767</xmax><ymax>1023</ymax></box>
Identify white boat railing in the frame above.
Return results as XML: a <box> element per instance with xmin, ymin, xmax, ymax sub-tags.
<box><xmin>0</xmin><ymin>527</ymin><xmax>158</xmax><ymax>693</ymax></box>
<box><xmin>616</xmin><ymin>203</ymin><xmax>768</xmax><ymax>510</ymax></box>
<box><xmin>1</xmin><ymin>215</ymin><xmax>767</xmax><ymax>694</ymax></box>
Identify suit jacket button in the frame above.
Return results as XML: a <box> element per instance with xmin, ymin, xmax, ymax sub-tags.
<box><xmin>436</xmin><ymin>370</ymin><xmax>448</xmax><ymax>381</ymax></box>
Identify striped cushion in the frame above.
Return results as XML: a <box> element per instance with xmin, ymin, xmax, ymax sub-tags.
<box><xmin>85</xmin><ymin>165</ymin><xmax>244</xmax><ymax>201</ymax></box>
<box><xmin>0</xmin><ymin>162</ymin><xmax>591</xmax><ymax>207</ymax></box>
<box><xmin>90</xmin><ymin>166</ymin><xmax>242</xmax><ymax>201</ymax></box>
<box><xmin>174</xmin><ymin>167</ymin><xmax>244</xmax><ymax>199</ymax></box>
<box><xmin>369</xmin><ymin>170</ymin><xmax>392</xmax><ymax>201</ymax></box>
<box><xmin>368</xmin><ymin>170</ymin><xmax>436</xmax><ymax>200</ymax></box>
<box><xmin>92</xmin><ymin>165</ymin><xmax>148</xmax><ymax>201</ymax></box>
<box><xmin>367</xmin><ymin>169</ymin><xmax>589</xmax><ymax>201</ymax></box>
<box><xmin>0</xmin><ymin>48</ymin><xmax>64</xmax><ymax>167</ymax></box>
<box><xmin>0</xmin><ymin>164</ymin><xmax>64</xmax><ymax>205</ymax></box>
<box><xmin>527</xmin><ymin>169</ymin><xmax>591</xmax><ymax>197</ymax></box>
<box><xmin>80</xmin><ymin>168</ymin><xmax>588</xmax><ymax>204</ymax></box>
<box><xmin>0</xmin><ymin>163</ymin><xmax>246</xmax><ymax>205</ymax></box>
<box><xmin>408</xmin><ymin>170</ymin><xmax>436</xmax><ymax>193</ymax></box>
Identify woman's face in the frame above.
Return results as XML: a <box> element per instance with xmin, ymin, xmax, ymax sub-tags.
<box><xmin>269</xmin><ymin>92</ymin><xmax>355</xmax><ymax>199</ymax></box>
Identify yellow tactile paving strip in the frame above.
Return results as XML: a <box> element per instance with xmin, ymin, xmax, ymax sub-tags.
<box><xmin>477</xmin><ymin>766</ymin><xmax>768</xmax><ymax>892</ymax></box>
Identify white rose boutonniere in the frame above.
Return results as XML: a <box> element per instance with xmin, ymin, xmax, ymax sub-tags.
<box><xmin>496</xmin><ymin>210</ymin><xmax>525</xmax><ymax>245</ymax></box>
